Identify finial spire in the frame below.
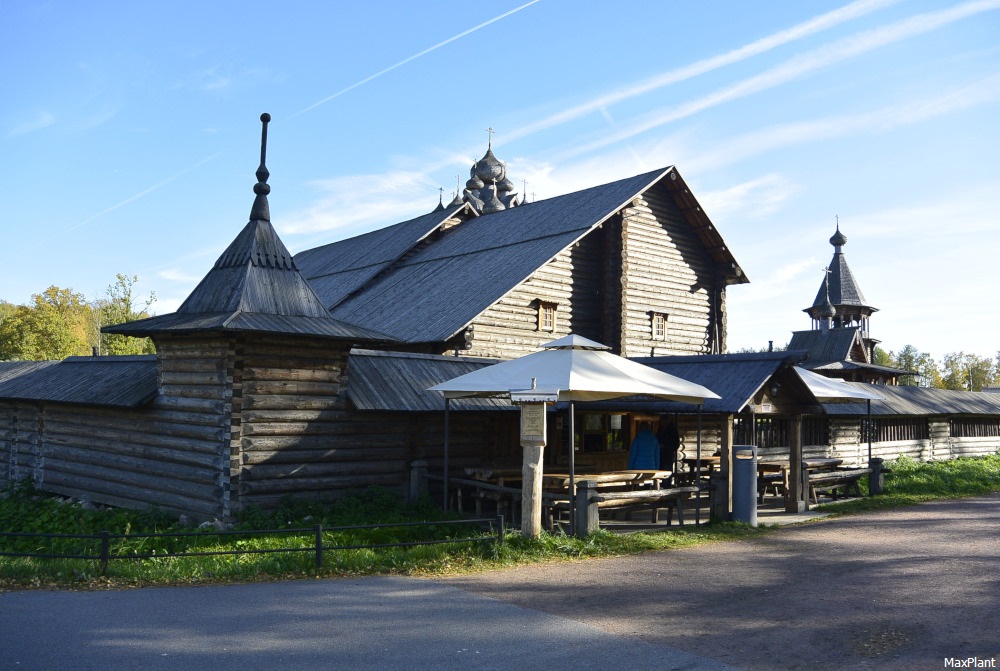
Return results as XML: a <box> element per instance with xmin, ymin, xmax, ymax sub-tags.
<box><xmin>486</xmin><ymin>126</ymin><xmax>495</xmax><ymax>148</ymax></box>
<box><xmin>250</xmin><ymin>113</ymin><xmax>271</xmax><ymax>221</ymax></box>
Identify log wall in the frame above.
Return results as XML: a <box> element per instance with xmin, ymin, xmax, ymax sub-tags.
<box><xmin>0</xmin><ymin>337</ymin><xmax>231</xmax><ymax>518</ymax></box>
<box><xmin>464</xmin><ymin>229</ymin><xmax>605</xmax><ymax>359</ymax></box>
<box><xmin>620</xmin><ymin>192</ymin><xmax>722</xmax><ymax>358</ymax></box>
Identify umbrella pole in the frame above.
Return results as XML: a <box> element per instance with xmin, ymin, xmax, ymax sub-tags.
<box><xmin>696</xmin><ymin>404</ymin><xmax>703</xmax><ymax>526</ymax></box>
<box><xmin>443</xmin><ymin>397</ymin><xmax>450</xmax><ymax>512</ymax></box>
<box><xmin>569</xmin><ymin>401</ymin><xmax>576</xmax><ymax>536</ymax></box>
<box><xmin>867</xmin><ymin>398</ymin><xmax>872</xmax><ymax>464</ymax></box>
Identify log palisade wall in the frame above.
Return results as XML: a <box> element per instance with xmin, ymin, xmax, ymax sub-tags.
<box><xmin>0</xmin><ymin>333</ymin><xmax>510</xmax><ymax>520</ymax></box>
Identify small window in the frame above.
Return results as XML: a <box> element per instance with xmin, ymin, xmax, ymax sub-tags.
<box><xmin>651</xmin><ymin>312</ymin><xmax>666</xmax><ymax>340</ymax></box>
<box><xmin>537</xmin><ymin>301</ymin><xmax>557</xmax><ymax>332</ymax></box>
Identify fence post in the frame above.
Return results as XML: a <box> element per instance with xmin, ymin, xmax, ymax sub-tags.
<box><xmin>314</xmin><ymin>524</ymin><xmax>323</xmax><ymax>569</ymax></box>
<box><xmin>410</xmin><ymin>460</ymin><xmax>428</xmax><ymax>502</ymax></box>
<box><xmin>100</xmin><ymin>531</ymin><xmax>110</xmax><ymax>576</ymax></box>
<box><xmin>496</xmin><ymin>514</ymin><xmax>505</xmax><ymax>546</ymax></box>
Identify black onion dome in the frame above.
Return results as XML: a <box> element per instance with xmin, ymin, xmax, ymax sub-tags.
<box><xmin>474</xmin><ymin>147</ymin><xmax>505</xmax><ymax>185</ymax></box>
<box><xmin>830</xmin><ymin>225</ymin><xmax>847</xmax><ymax>248</ymax></box>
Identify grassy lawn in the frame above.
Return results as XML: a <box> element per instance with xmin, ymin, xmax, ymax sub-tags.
<box><xmin>2</xmin><ymin>454</ymin><xmax>998</xmax><ymax>590</ymax></box>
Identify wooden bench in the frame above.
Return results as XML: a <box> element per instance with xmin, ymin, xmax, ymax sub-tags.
<box><xmin>808</xmin><ymin>468</ymin><xmax>871</xmax><ymax>504</ymax></box>
<box><xmin>572</xmin><ymin>483</ymin><xmax>700</xmax><ymax>533</ymax></box>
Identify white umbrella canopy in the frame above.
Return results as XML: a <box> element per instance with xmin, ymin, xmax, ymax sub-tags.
<box><xmin>793</xmin><ymin>366</ymin><xmax>883</xmax><ymax>402</ymax></box>
<box><xmin>429</xmin><ymin>334</ymin><xmax>719</xmax><ymax>535</ymax></box>
<box><xmin>429</xmin><ymin>334</ymin><xmax>720</xmax><ymax>403</ymax></box>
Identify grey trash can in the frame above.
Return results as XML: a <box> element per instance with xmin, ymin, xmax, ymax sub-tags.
<box><xmin>732</xmin><ymin>445</ymin><xmax>758</xmax><ymax>526</ymax></box>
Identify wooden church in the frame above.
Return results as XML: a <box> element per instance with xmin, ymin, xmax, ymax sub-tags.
<box><xmin>0</xmin><ymin>115</ymin><xmax>749</xmax><ymax>519</ymax></box>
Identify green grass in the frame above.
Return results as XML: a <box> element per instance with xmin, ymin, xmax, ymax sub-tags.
<box><xmin>2</xmin><ymin>454</ymin><xmax>998</xmax><ymax>589</ymax></box>
<box><xmin>813</xmin><ymin>453</ymin><xmax>1000</xmax><ymax>515</ymax></box>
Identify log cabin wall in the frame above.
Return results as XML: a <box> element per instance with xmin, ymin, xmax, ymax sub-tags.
<box><xmin>619</xmin><ymin>192</ymin><xmax>723</xmax><ymax>358</ymax></box>
<box><xmin>0</xmin><ymin>338</ymin><xmax>231</xmax><ymax>518</ymax></box>
<box><xmin>234</xmin><ymin>335</ymin><xmax>426</xmax><ymax>511</ymax></box>
<box><xmin>462</xmin><ymin>227</ymin><xmax>606</xmax><ymax>359</ymax></box>
<box><xmin>0</xmin><ymin>402</ymin><xmax>41</xmax><ymax>486</ymax></box>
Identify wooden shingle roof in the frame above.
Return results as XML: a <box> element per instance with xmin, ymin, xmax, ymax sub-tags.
<box><xmin>824</xmin><ymin>384</ymin><xmax>1000</xmax><ymax>417</ymax></box>
<box><xmin>106</xmin><ymin>114</ymin><xmax>394</xmax><ymax>344</ymax></box>
<box><xmin>0</xmin><ymin>356</ymin><xmax>158</xmax><ymax>408</ymax></box>
<box><xmin>314</xmin><ymin>167</ymin><xmax>745</xmax><ymax>345</ymax></box>
<box><xmin>587</xmin><ymin>351</ymin><xmax>803</xmax><ymax>414</ymax></box>
<box><xmin>347</xmin><ymin>349</ymin><xmax>509</xmax><ymax>412</ymax></box>
<box><xmin>295</xmin><ymin>205</ymin><xmax>467</xmax><ymax>310</ymax></box>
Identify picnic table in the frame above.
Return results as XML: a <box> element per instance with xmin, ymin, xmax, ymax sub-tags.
<box><xmin>756</xmin><ymin>458</ymin><xmax>869</xmax><ymax>504</ymax></box>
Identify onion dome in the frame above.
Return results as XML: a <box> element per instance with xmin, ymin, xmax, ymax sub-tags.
<box><xmin>474</xmin><ymin>147</ymin><xmax>505</xmax><ymax>185</ymax></box>
<box><xmin>466</xmin><ymin>171</ymin><xmax>484</xmax><ymax>191</ymax></box>
<box><xmin>830</xmin><ymin>225</ymin><xmax>847</xmax><ymax>249</ymax></box>
<box><xmin>448</xmin><ymin>191</ymin><xmax>464</xmax><ymax>207</ymax></box>
<box><xmin>481</xmin><ymin>182</ymin><xmax>505</xmax><ymax>214</ymax></box>
<box><xmin>818</xmin><ymin>289</ymin><xmax>836</xmax><ymax>319</ymax></box>
<box><xmin>497</xmin><ymin>173</ymin><xmax>514</xmax><ymax>193</ymax></box>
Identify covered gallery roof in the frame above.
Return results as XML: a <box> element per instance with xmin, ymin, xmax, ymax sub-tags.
<box><xmin>0</xmin><ymin>356</ymin><xmax>158</xmax><ymax>408</ymax></box>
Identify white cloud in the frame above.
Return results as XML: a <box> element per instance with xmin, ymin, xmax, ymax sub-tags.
<box><xmin>507</xmin><ymin>0</ymin><xmax>901</xmax><ymax>142</ymax></box>
<box><xmin>280</xmin><ymin>171</ymin><xmax>440</xmax><ymax>237</ymax></box>
<box><xmin>158</xmin><ymin>268</ymin><xmax>203</xmax><ymax>283</ymax></box>
<box><xmin>698</xmin><ymin>175</ymin><xmax>799</xmax><ymax>221</ymax></box>
<box><xmin>7</xmin><ymin>111</ymin><xmax>55</xmax><ymax>138</ymax></box>
<box><xmin>556</xmin><ymin>0</ymin><xmax>1000</xmax><ymax>161</ymax></box>
<box><xmin>686</xmin><ymin>71</ymin><xmax>1000</xmax><ymax>172</ymax></box>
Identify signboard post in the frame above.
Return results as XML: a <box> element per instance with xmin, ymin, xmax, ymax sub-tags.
<box><xmin>511</xmin><ymin>386</ymin><xmax>559</xmax><ymax>538</ymax></box>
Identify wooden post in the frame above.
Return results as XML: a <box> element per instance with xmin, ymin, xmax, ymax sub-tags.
<box><xmin>576</xmin><ymin>479</ymin><xmax>599</xmax><ymax>536</ymax></box>
<box><xmin>409</xmin><ymin>460</ymin><xmax>428</xmax><ymax>502</ymax></box>
<box><xmin>786</xmin><ymin>415</ymin><xmax>807</xmax><ymax>513</ymax></box>
<box><xmin>521</xmin><ymin>444</ymin><xmax>545</xmax><ymax>537</ymax></box>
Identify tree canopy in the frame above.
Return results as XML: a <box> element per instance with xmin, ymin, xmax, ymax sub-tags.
<box><xmin>0</xmin><ymin>275</ymin><xmax>156</xmax><ymax>361</ymax></box>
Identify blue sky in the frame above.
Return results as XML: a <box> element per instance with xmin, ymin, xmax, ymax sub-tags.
<box><xmin>3</xmin><ymin>0</ymin><xmax>998</xmax><ymax>358</ymax></box>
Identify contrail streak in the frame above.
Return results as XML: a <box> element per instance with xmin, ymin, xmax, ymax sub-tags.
<box><xmin>289</xmin><ymin>0</ymin><xmax>542</xmax><ymax>119</ymax></box>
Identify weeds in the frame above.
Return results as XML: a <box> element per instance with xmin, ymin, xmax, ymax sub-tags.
<box><xmin>2</xmin><ymin>455</ymin><xmax>998</xmax><ymax>589</ymax></box>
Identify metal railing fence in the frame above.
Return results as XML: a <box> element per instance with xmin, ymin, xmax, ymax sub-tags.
<box><xmin>0</xmin><ymin>515</ymin><xmax>506</xmax><ymax>576</ymax></box>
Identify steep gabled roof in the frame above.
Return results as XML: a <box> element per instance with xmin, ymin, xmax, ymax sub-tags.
<box><xmin>311</xmin><ymin>167</ymin><xmax>744</xmax><ymax>344</ymax></box>
<box><xmin>788</xmin><ymin>328</ymin><xmax>865</xmax><ymax>365</ymax></box>
<box><xmin>295</xmin><ymin>204</ymin><xmax>468</xmax><ymax>310</ymax></box>
<box><xmin>106</xmin><ymin>114</ymin><xmax>394</xmax><ymax>344</ymax></box>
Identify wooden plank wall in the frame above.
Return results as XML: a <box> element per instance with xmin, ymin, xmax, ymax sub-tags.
<box><xmin>464</xmin><ymin>229</ymin><xmax>605</xmax><ymax>359</ymax></box>
<box><xmin>620</xmin><ymin>191</ymin><xmax>721</xmax><ymax>358</ymax></box>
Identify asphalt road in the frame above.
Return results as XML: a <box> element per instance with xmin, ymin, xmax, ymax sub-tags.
<box><xmin>2</xmin><ymin>494</ymin><xmax>998</xmax><ymax>671</ymax></box>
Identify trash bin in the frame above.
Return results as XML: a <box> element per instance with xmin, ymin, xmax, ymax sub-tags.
<box><xmin>732</xmin><ymin>445</ymin><xmax>758</xmax><ymax>526</ymax></box>
<box><xmin>868</xmin><ymin>457</ymin><xmax>885</xmax><ymax>495</ymax></box>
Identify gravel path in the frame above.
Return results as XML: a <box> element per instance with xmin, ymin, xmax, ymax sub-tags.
<box><xmin>440</xmin><ymin>494</ymin><xmax>1000</xmax><ymax>670</ymax></box>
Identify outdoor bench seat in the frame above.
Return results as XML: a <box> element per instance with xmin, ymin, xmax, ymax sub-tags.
<box><xmin>808</xmin><ymin>467</ymin><xmax>871</xmax><ymax>503</ymax></box>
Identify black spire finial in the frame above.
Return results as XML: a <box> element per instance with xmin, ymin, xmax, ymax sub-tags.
<box><xmin>250</xmin><ymin>113</ymin><xmax>271</xmax><ymax>221</ymax></box>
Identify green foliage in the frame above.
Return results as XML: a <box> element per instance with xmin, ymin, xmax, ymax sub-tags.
<box><xmin>0</xmin><ymin>275</ymin><xmax>156</xmax><ymax>361</ymax></box>
<box><xmin>0</xmin><ymin>286</ymin><xmax>94</xmax><ymax>361</ymax></box>
<box><xmin>940</xmin><ymin>352</ymin><xmax>997</xmax><ymax>391</ymax></box>
<box><xmin>95</xmin><ymin>274</ymin><xmax>156</xmax><ymax>356</ymax></box>
<box><xmin>871</xmin><ymin>346</ymin><xmax>893</xmax><ymax>367</ymax></box>
<box><xmin>4</xmin><ymin>459</ymin><xmax>999</xmax><ymax>589</ymax></box>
